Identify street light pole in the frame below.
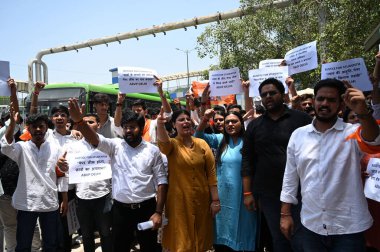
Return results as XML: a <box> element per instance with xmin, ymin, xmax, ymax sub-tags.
<box><xmin>176</xmin><ymin>48</ymin><xmax>194</xmax><ymax>89</ymax></box>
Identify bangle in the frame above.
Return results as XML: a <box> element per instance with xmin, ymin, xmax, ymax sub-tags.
<box><xmin>212</xmin><ymin>199</ymin><xmax>220</xmax><ymax>202</ymax></box>
<box><xmin>155</xmin><ymin>210</ymin><xmax>163</xmax><ymax>215</ymax></box>
<box><xmin>33</xmin><ymin>91</ymin><xmax>39</xmax><ymax>96</ymax></box>
<box><xmin>243</xmin><ymin>191</ymin><xmax>253</xmax><ymax>196</ymax></box>
<box><xmin>280</xmin><ymin>212</ymin><xmax>292</xmax><ymax>217</ymax></box>
<box><xmin>116</xmin><ymin>103</ymin><xmax>123</xmax><ymax>107</ymax></box>
<box><xmin>211</xmin><ymin>203</ymin><xmax>220</xmax><ymax>207</ymax></box>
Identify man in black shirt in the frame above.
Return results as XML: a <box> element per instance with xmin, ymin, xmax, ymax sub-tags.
<box><xmin>241</xmin><ymin>78</ymin><xmax>311</xmax><ymax>252</ymax></box>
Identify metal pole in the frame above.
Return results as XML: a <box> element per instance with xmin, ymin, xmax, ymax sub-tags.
<box><xmin>186</xmin><ymin>50</ymin><xmax>190</xmax><ymax>89</ymax></box>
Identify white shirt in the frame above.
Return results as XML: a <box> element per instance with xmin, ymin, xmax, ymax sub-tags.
<box><xmin>68</xmin><ymin>139</ymin><xmax>111</xmax><ymax>200</ymax></box>
<box><xmin>97</xmin><ymin>135</ymin><xmax>167</xmax><ymax>204</ymax></box>
<box><xmin>281</xmin><ymin>118</ymin><xmax>380</xmax><ymax>235</ymax></box>
<box><xmin>0</xmin><ymin>135</ymin><xmax>62</xmax><ymax>212</ymax></box>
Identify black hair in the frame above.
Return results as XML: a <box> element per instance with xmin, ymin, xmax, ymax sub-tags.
<box><xmin>300</xmin><ymin>93</ymin><xmax>314</xmax><ymax>101</ymax></box>
<box><xmin>26</xmin><ymin>113</ymin><xmax>50</xmax><ymax>126</ymax></box>
<box><xmin>227</xmin><ymin>104</ymin><xmax>242</xmax><ymax>112</ymax></box>
<box><xmin>213</xmin><ymin>105</ymin><xmax>226</xmax><ymax>113</ymax></box>
<box><xmin>149</xmin><ymin>108</ymin><xmax>160</xmax><ymax>116</ymax></box>
<box><xmin>93</xmin><ymin>93</ymin><xmax>110</xmax><ymax>104</ymax></box>
<box><xmin>131</xmin><ymin>99</ymin><xmax>147</xmax><ymax>110</ymax></box>
<box><xmin>259</xmin><ymin>78</ymin><xmax>285</xmax><ymax>94</ymax></box>
<box><xmin>314</xmin><ymin>79</ymin><xmax>346</xmax><ymax>99</ymax></box>
<box><xmin>51</xmin><ymin>105</ymin><xmax>69</xmax><ymax>117</ymax></box>
<box><xmin>216</xmin><ymin>111</ymin><xmax>245</xmax><ymax>165</ymax></box>
<box><xmin>255</xmin><ymin>105</ymin><xmax>265</xmax><ymax>115</ymax></box>
<box><xmin>171</xmin><ymin>109</ymin><xmax>191</xmax><ymax>124</ymax></box>
<box><xmin>121</xmin><ymin>110</ymin><xmax>145</xmax><ymax>130</ymax></box>
<box><xmin>83</xmin><ymin>113</ymin><xmax>100</xmax><ymax>123</ymax></box>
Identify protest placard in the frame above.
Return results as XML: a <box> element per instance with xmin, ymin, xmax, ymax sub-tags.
<box><xmin>117</xmin><ymin>66</ymin><xmax>158</xmax><ymax>93</ymax></box>
<box><xmin>0</xmin><ymin>61</ymin><xmax>11</xmax><ymax>96</ymax></box>
<box><xmin>284</xmin><ymin>41</ymin><xmax>318</xmax><ymax>75</ymax></box>
<box><xmin>67</xmin><ymin>199</ymin><xmax>80</xmax><ymax>235</ymax></box>
<box><xmin>210</xmin><ymin>95</ymin><xmax>236</xmax><ymax>106</ymax></box>
<box><xmin>259</xmin><ymin>59</ymin><xmax>285</xmax><ymax>69</ymax></box>
<box><xmin>321</xmin><ymin>58</ymin><xmax>372</xmax><ymax>91</ymax></box>
<box><xmin>209</xmin><ymin>68</ymin><xmax>242</xmax><ymax>96</ymax></box>
<box><xmin>67</xmin><ymin>146</ymin><xmax>112</xmax><ymax>184</ymax></box>
<box><xmin>248</xmin><ymin>66</ymin><xmax>289</xmax><ymax>97</ymax></box>
<box><xmin>364</xmin><ymin>158</ymin><xmax>380</xmax><ymax>202</ymax></box>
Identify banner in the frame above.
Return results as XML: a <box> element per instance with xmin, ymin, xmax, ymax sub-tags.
<box><xmin>364</xmin><ymin>158</ymin><xmax>380</xmax><ymax>202</ymax></box>
<box><xmin>209</xmin><ymin>67</ymin><xmax>242</xmax><ymax>96</ymax></box>
<box><xmin>248</xmin><ymin>66</ymin><xmax>289</xmax><ymax>97</ymax></box>
<box><xmin>321</xmin><ymin>58</ymin><xmax>372</xmax><ymax>91</ymax></box>
<box><xmin>0</xmin><ymin>61</ymin><xmax>11</xmax><ymax>96</ymax></box>
<box><xmin>191</xmin><ymin>80</ymin><xmax>209</xmax><ymax>98</ymax></box>
<box><xmin>67</xmin><ymin>145</ymin><xmax>112</xmax><ymax>184</ymax></box>
<box><xmin>117</xmin><ymin>66</ymin><xmax>158</xmax><ymax>93</ymax></box>
<box><xmin>210</xmin><ymin>95</ymin><xmax>236</xmax><ymax>106</ymax></box>
<box><xmin>259</xmin><ymin>59</ymin><xmax>285</xmax><ymax>69</ymax></box>
<box><xmin>284</xmin><ymin>41</ymin><xmax>318</xmax><ymax>75</ymax></box>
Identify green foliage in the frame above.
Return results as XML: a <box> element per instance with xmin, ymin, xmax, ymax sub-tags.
<box><xmin>197</xmin><ymin>0</ymin><xmax>380</xmax><ymax>89</ymax></box>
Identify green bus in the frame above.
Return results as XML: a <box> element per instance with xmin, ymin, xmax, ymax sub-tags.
<box><xmin>25</xmin><ymin>82</ymin><xmax>177</xmax><ymax>116</ymax></box>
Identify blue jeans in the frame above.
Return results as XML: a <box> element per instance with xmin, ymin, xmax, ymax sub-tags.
<box><xmin>76</xmin><ymin>194</ymin><xmax>112</xmax><ymax>252</ymax></box>
<box><xmin>16</xmin><ymin>210</ymin><xmax>59</xmax><ymax>252</ymax></box>
<box><xmin>257</xmin><ymin>194</ymin><xmax>302</xmax><ymax>252</ymax></box>
<box><xmin>298</xmin><ymin>225</ymin><xmax>365</xmax><ymax>252</ymax></box>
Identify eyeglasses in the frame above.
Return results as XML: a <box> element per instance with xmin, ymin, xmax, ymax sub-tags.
<box><xmin>260</xmin><ymin>91</ymin><xmax>279</xmax><ymax>98</ymax></box>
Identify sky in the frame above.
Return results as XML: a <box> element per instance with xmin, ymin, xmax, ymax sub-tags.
<box><xmin>1</xmin><ymin>0</ymin><xmax>241</xmax><ymax>89</ymax></box>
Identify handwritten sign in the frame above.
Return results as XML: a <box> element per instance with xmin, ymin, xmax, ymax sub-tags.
<box><xmin>284</xmin><ymin>41</ymin><xmax>318</xmax><ymax>75</ymax></box>
<box><xmin>248</xmin><ymin>66</ymin><xmax>289</xmax><ymax>97</ymax></box>
<box><xmin>117</xmin><ymin>66</ymin><xmax>158</xmax><ymax>93</ymax></box>
<box><xmin>321</xmin><ymin>58</ymin><xmax>372</xmax><ymax>91</ymax></box>
<box><xmin>259</xmin><ymin>59</ymin><xmax>285</xmax><ymax>69</ymax></box>
<box><xmin>209</xmin><ymin>68</ymin><xmax>242</xmax><ymax>96</ymax></box>
<box><xmin>0</xmin><ymin>61</ymin><xmax>11</xmax><ymax>96</ymax></box>
<box><xmin>67</xmin><ymin>148</ymin><xmax>112</xmax><ymax>184</ymax></box>
<box><xmin>67</xmin><ymin>199</ymin><xmax>80</xmax><ymax>235</ymax></box>
<box><xmin>364</xmin><ymin>158</ymin><xmax>380</xmax><ymax>202</ymax></box>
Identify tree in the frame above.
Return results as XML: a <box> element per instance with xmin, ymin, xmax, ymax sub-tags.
<box><xmin>197</xmin><ymin>0</ymin><xmax>380</xmax><ymax>90</ymax></box>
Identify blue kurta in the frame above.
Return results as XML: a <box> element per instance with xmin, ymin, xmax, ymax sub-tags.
<box><xmin>194</xmin><ymin>131</ymin><xmax>257</xmax><ymax>251</ymax></box>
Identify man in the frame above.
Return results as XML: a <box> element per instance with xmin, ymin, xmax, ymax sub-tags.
<box><xmin>93</xmin><ymin>93</ymin><xmax>118</xmax><ymax>138</ymax></box>
<box><xmin>241</xmin><ymin>78</ymin><xmax>311</xmax><ymax>251</ymax></box>
<box><xmin>280</xmin><ymin>79</ymin><xmax>380</xmax><ymax>251</ymax></box>
<box><xmin>1</xmin><ymin>110</ymin><xmax>62</xmax><ymax>251</ymax></box>
<box><xmin>68</xmin><ymin>99</ymin><xmax>168</xmax><ymax>252</ymax></box>
<box><xmin>60</xmin><ymin>114</ymin><xmax>112</xmax><ymax>252</ymax></box>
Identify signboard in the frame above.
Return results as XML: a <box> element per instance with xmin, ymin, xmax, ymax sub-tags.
<box><xmin>321</xmin><ymin>58</ymin><xmax>372</xmax><ymax>91</ymax></box>
<box><xmin>118</xmin><ymin>67</ymin><xmax>158</xmax><ymax>93</ymax></box>
<box><xmin>284</xmin><ymin>41</ymin><xmax>318</xmax><ymax>75</ymax></box>
<box><xmin>259</xmin><ymin>59</ymin><xmax>285</xmax><ymax>69</ymax></box>
<box><xmin>0</xmin><ymin>61</ymin><xmax>11</xmax><ymax>96</ymax></box>
<box><xmin>209</xmin><ymin>67</ymin><xmax>242</xmax><ymax>96</ymax></box>
<box><xmin>248</xmin><ymin>66</ymin><xmax>289</xmax><ymax>97</ymax></box>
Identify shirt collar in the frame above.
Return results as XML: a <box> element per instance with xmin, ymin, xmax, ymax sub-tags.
<box><xmin>308</xmin><ymin>117</ymin><xmax>345</xmax><ymax>133</ymax></box>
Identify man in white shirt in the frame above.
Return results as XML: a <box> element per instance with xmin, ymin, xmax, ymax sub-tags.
<box><xmin>1</xmin><ymin>111</ymin><xmax>63</xmax><ymax>252</ymax></box>
<box><xmin>68</xmin><ymin>99</ymin><xmax>168</xmax><ymax>252</ymax></box>
<box><xmin>280</xmin><ymin>79</ymin><xmax>380</xmax><ymax>251</ymax></box>
<box><xmin>61</xmin><ymin>113</ymin><xmax>112</xmax><ymax>252</ymax></box>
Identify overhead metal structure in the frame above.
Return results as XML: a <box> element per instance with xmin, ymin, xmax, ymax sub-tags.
<box><xmin>364</xmin><ymin>22</ymin><xmax>380</xmax><ymax>52</ymax></box>
<box><xmin>28</xmin><ymin>0</ymin><xmax>295</xmax><ymax>91</ymax></box>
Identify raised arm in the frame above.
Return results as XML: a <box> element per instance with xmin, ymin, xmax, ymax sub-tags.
<box><xmin>373</xmin><ymin>51</ymin><xmax>380</xmax><ymax>80</ymax></box>
<box><xmin>242</xmin><ymin>80</ymin><xmax>253</xmax><ymax>111</ymax></box>
<box><xmin>68</xmin><ymin>98</ymin><xmax>99</xmax><ymax>146</ymax></box>
<box><xmin>114</xmin><ymin>92</ymin><xmax>125</xmax><ymax>127</ymax></box>
<box><xmin>156</xmin><ymin>107</ymin><xmax>170</xmax><ymax>143</ymax></box>
<box><xmin>29</xmin><ymin>81</ymin><xmax>45</xmax><ymax>115</ymax></box>
<box><xmin>5</xmin><ymin>103</ymin><xmax>17</xmax><ymax>144</ymax></box>
<box><xmin>200</xmin><ymin>83</ymin><xmax>211</xmax><ymax>117</ymax></box>
<box><xmin>154</xmin><ymin>76</ymin><xmax>172</xmax><ymax>114</ymax></box>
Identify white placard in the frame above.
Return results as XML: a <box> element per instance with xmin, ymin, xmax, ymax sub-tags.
<box><xmin>248</xmin><ymin>66</ymin><xmax>289</xmax><ymax>97</ymax></box>
<box><xmin>209</xmin><ymin>67</ymin><xmax>242</xmax><ymax>96</ymax></box>
<box><xmin>117</xmin><ymin>66</ymin><xmax>158</xmax><ymax>93</ymax></box>
<box><xmin>364</xmin><ymin>158</ymin><xmax>380</xmax><ymax>202</ymax></box>
<box><xmin>67</xmin><ymin>199</ymin><xmax>80</xmax><ymax>235</ymax></box>
<box><xmin>259</xmin><ymin>59</ymin><xmax>285</xmax><ymax>69</ymax></box>
<box><xmin>0</xmin><ymin>61</ymin><xmax>11</xmax><ymax>96</ymax></box>
<box><xmin>321</xmin><ymin>58</ymin><xmax>372</xmax><ymax>91</ymax></box>
<box><xmin>67</xmin><ymin>146</ymin><xmax>112</xmax><ymax>184</ymax></box>
<box><xmin>284</xmin><ymin>41</ymin><xmax>318</xmax><ymax>75</ymax></box>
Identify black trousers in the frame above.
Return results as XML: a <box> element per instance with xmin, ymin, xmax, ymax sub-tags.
<box><xmin>112</xmin><ymin>198</ymin><xmax>161</xmax><ymax>252</ymax></box>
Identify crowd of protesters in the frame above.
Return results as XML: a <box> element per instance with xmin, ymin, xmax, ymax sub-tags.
<box><xmin>0</xmin><ymin>52</ymin><xmax>380</xmax><ymax>252</ymax></box>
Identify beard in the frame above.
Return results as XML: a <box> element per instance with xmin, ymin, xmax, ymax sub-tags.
<box><xmin>315</xmin><ymin>107</ymin><xmax>339</xmax><ymax>123</ymax></box>
<box><xmin>123</xmin><ymin>134</ymin><xmax>142</xmax><ymax>146</ymax></box>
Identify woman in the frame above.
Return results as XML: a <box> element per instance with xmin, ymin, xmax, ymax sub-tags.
<box><xmin>157</xmin><ymin>109</ymin><xmax>220</xmax><ymax>252</ymax></box>
<box><xmin>195</xmin><ymin>109</ymin><xmax>257</xmax><ymax>252</ymax></box>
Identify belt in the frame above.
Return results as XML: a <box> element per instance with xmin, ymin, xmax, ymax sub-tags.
<box><xmin>114</xmin><ymin>197</ymin><xmax>155</xmax><ymax>210</ymax></box>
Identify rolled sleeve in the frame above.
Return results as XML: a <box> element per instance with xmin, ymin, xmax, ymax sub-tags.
<box><xmin>157</xmin><ymin>139</ymin><xmax>174</xmax><ymax>156</ymax></box>
<box><xmin>152</xmin><ymin>149</ymin><xmax>168</xmax><ymax>186</ymax></box>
